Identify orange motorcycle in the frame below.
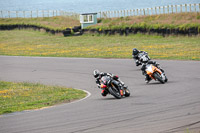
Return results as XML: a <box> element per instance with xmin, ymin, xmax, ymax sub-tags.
<box><xmin>145</xmin><ymin>64</ymin><xmax>168</xmax><ymax>84</ymax></box>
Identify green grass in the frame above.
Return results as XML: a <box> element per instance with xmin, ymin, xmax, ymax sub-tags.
<box><xmin>0</xmin><ymin>16</ymin><xmax>80</xmax><ymax>30</ymax></box>
<box><xmin>0</xmin><ymin>81</ymin><xmax>87</xmax><ymax>115</ymax></box>
<box><xmin>89</xmin><ymin>12</ymin><xmax>200</xmax><ymax>31</ymax></box>
<box><xmin>0</xmin><ymin>30</ymin><xmax>200</xmax><ymax>60</ymax></box>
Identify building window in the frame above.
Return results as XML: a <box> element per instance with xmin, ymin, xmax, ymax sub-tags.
<box><xmin>81</xmin><ymin>14</ymin><xmax>94</xmax><ymax>23</ymax></box>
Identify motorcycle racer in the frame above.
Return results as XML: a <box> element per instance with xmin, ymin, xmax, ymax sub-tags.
<box><xmin>141</xmin><ymin>60</ymin><xmax>165</xmax><ymax>83</ymax></box>
<box><xmin>132</xmin><ymin>48</ymin><xmax>150</xmax><ymax>66</ymax></box>
<box><xmin>141</xmin><ymin>60</ymin><xmax>159</xmax><ymax>83</ymax></box>
<box><xmin>93</xmin><ymin>69</ymin><xmax>126</xmax><ymax>96</ymax></box>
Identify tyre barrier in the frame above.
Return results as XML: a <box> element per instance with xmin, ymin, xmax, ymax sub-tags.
<box><xmin>0</xmin><ymin>24</ymin><xmax>199</xmax><ymax>37</ymax></box>
<box><xmin>83</xmin><ymin>27</ymin><xmax>199</xmax><ymax>36</ymax></box>
<box><xmin>0</xmin><ymin>24</ymin><xmax>82</xmax><ymax>36</ymax></box>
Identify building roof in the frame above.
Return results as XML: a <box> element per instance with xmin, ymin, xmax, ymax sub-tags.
<box><xmin>81</xmin><ymin>13</ymin><xmax>97</xmax><ymax>15</ymax></box>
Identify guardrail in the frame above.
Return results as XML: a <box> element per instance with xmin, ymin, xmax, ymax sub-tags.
<box><xmin>0</xmin><ymin>10</ymin><xmax>80</xmax><ymax>20</ymax></box>
<box><xmin>98</xmin><ymin>3</ymin><xmax>200</xmax><ymax>18</ymax></box>
<box><xmin>1</xmin><ymin>3</ymin><xmax>199</xmax><ymax>20</ymax></box>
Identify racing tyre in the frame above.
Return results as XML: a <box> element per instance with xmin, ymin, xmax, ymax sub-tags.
<box><xmin>108</xmin><ymin>87</ymin><xmax>122</xmax><ymax>99</ymax></box>
<box><xmin>153</xmin><ymin>72</ymin><xmax>165</xmax><ymax>84</ymax></box>
<box><xmin>124</xmin><ymin>88</ymin><xmax>130</xmax><ymax>97</ymax></box>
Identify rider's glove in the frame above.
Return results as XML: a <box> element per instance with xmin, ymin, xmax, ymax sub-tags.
<box><xmin>107</xmin><ymin>73</ymin><xmax>113</xmax><ymax>77</ymax></box>
<box><xmin>97</xmin><ymin>84</ymin><xmax>101</xmax><ymax>88</ymax></box>
<box><xmin>121</xmin><ymin>81</ymin><xmax>125</xmax><ymax>86</ymax></box>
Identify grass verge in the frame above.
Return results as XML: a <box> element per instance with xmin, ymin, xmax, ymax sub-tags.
<box><xmin>0</xmin><ymin>30</ymin><xmax>200</xmax><ymax>60</ymax></box>
<box><xmin>0</xmin><ymin>81</ymin><xmax>87</xmax><ymax>115</ymax></box>
<box><xmin>0</xmin><ymin>16</ymin><xmax>80</xmax><ymax>30</ymax></box>
<box><xmin>88</xmin><ymin>12</ymin><xmax>200</xmax><ymax>31</ymax></box>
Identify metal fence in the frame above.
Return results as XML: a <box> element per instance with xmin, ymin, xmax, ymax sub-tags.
<box><xmin>0</xmin><ymin>10</ymin><xmax>80</xmax><ymax>20</ymax></box>
<box><xmin>0</xmin><ymin>3</ymin><xmax>199</xmax><ymax>20</ymax></box>
<box><xmin>98</xmin><ymin>3</ymin><xmax>200</xmax><ymax>18</ymax></box>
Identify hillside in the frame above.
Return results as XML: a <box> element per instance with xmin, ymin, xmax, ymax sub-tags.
<box><xmin>89</xmin><ymin>12</ymin><xmax>200</xmax><ymax>30</ymax></box>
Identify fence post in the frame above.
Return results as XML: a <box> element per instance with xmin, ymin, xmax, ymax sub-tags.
<box><xmin>137</xmin><ymin>9</ymin><xmax>139</xmax><ymax>16</ymax></box>
<box><xmin>163</xmin><ymin>6</ymin><xmax>165</xmax><ymax>14</ymax></box>
<box><xmin>199</xmin><ymin>4</ymin><xmax>200</xmax><ymax>12</ymax></box>
<box><xmin>175</xmin><ymin>5</ymin><xmax>177</xmax><ymax>13</ymax></box>
<box><xmin>1</xmin><ymin>11</ymin><xmax>2</xmax><ymax>18</ymax></box>
<box><xmin>155</xmin><ymin>7</ymin><xmax>157</xmax><ymax>15</ymax></box>
<box><xmin>180</xmin><ymin>5</ymin><xmax>182</xmax><ymax>13</ymax></box>
<box><xmin>151</xmin><ymin>8</ymin><xmax>153</xmax><ymax>15</ymax></box>
<box><xmin>147</xmin><ymin>8</ymin><xmax>149</xmax><ymax>15</ymax></box>
<box><xmin>185</xmin><ymin>4</ymin><xmax>187</xmax><ymax>12</ymax></box>
<box><xmin>143</xmin><ymin>9</ymin><xmax>145</xmax><ymax>16</ymax></box>
<box><xmin>129</xmin><ymin>10</ymin><xmax>131</xmax><ymax>16</ymax></box>
<box><xmin>167</xmin><ymin>5</ymin><xmax>169</xmax><ymax>14</ymax></box>
<box><xmin>159</xmin><ymin>6</ymin><xmax>161</xmax><ymax>14</ymax></box>
<box><xmin>194</xmin><ymin>4</ymin><xmax>196</xmax><ymax>12</ymax></box>
<box><xmin>190</xmin><ymin>4</ymin><xmax>192</xmax><ymax>12</ymax></box>
<box><xmin>171</xmin><ymin>5</ymin><xmax>173</xmax><ymax>13</ymax></box>
<box><xmin>8</xmin><ymin>11</ymin><xmax>10</xmax><ymax>18</ymax></box>
<box><xmin>31</xmin><ymin>11</ymin><xmax>32</xmax><ymax>18</ymax></box>
<box><xmin>16</xmin><ymin>11</ymin><xmax>18</xmax><ymax>18</ymax></box>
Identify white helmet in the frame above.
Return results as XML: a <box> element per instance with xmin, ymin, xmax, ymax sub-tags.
<box><xmin>93</xmin><ymin>69</ymin><xmax>100</xmax><ymax>78</ymax></box>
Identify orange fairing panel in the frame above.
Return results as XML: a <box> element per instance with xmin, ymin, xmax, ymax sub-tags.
<box><xmin>155</xmin><ymin>67</ymin><xmax>162</xmax><ymax>74</ymax></box>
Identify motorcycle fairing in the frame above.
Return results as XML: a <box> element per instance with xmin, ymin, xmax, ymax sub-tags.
<box><xmin>146</xmin><ymin>64</ymin><xmax>162</xmax><ymax>79</ymax></box>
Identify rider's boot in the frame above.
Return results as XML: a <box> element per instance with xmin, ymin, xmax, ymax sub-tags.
<box><xmin>101</xmin><ymin>89</ymin><xmax>108</xmax><ymax>97</ymax></box>
<box><xmin>145</xmin><ymin>75</ymin><xmax>152</xmax><ymax>83</ymax></box>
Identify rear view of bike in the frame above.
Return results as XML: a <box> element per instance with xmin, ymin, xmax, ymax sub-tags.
<box><xmin>145</xmin><ymin>64</ymin><xmax>168</xmax><ymax>84</ymax></box>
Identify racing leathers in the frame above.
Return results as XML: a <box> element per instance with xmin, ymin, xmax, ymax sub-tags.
<box><xmin>94</xmin><ymin>72</ymin><xmax>125</xmax><ymax>96</ymax></box>
<box><xmin>132</xmin><ymin>50</ymin><xmax>149</xmax><ymax>66</ymax></box>
<box><xmin>141</xmin><ymin>60</ymin><xmax>164</xmax><ymax>83</ymax></box>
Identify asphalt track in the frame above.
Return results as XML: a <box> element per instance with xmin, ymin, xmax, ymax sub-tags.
<box><xmin>0</xmin><ymin>56</ymin><xmax>200</xmax><ymax>133</ymax></box>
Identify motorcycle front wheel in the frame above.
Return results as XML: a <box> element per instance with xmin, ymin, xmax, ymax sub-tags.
<box><xmin>108</xmin><ymin>87</ymin><xmax>122</xmax><ymax>99</ymax></box>
<box><xmin>153</xmin><ymin>72</ymin><xmax>165</xmax><ymax>84</ymax></box>
<box><xmin>124</xmin><ymin>88</ymin><xmax>130</xmax><ymax>97</ymax></box>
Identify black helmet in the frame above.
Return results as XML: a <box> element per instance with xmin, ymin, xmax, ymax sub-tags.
<box><xmin>93</xmin><ymin>69</ymin><xmax>100</xmax><ymax>78</ymax></box>
<box><xmin>132</xmin><ymin>48</ymin><xmax>139</xmax><ymax>56</ymax></box>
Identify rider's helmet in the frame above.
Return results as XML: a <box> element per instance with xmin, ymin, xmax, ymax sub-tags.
<box><xmin>93</xmin><ymin>69</ymin><xmax>100</xmax><ymax>78</ymax></box>
<box><xmin>132</xmin><ymin>48</ymin><xmax>139</xmax><ymax>56</ymax></box>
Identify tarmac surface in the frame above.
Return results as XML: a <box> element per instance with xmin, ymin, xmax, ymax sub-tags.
<box><xmin>0</xmin><ymin>56</ymin><xmax>200</xmax><ymax>133</ymax></box>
